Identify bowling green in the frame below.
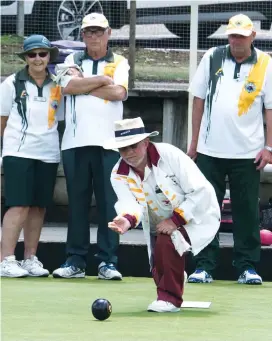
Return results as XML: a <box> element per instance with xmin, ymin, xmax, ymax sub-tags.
<box><xmin>1</xmin><ymin>277</ymin><xmax>271</xmax><ymax>341</ymax></box>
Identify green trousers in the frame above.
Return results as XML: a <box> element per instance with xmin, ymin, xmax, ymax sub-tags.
<box><xmin>62</xmin><ymin>146</ymin><xmax>120</xmax><ymax>269</ymax></box>
<box><xmin>195</xmin><ymin>153</ymin><xmax>261</xmax><ymax>276</ymax></box>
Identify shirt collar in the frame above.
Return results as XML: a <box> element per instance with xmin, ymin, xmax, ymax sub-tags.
<box><xmin>226</xmin><ymin>44</ymin><xmax>257</xmax><ymax>64</ymax></box>
<box><xmin>83</xmin><ymin>48</ymin><xmax>114</xmax><ymax>62</ymax></box>
<box><xmin>117</xmin><ymin>142</ymin><xmax>161</xmax><ymax>176</ymax></box>
<box><xmin>17</xmin><ymin>66</ymin><xmax>53</xmax><ymax>85</ymax></box>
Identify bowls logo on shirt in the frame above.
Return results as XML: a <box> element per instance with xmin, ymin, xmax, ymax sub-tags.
<box><xmin>51</xmin><ymin>100</ymin><xmax>59</xmax><ymax>110</ymax></box>
<box><xmin>20</xmin><ymin>90</ymin><xmax>28</xmax><ymax>98</ymax></box>
<box><xmin>244</xmin><ymin>82</ymin><xmax>256</xmax><ymax>93</ymax></box>
<box><xmin>215</xmin><ymin>68</ymin><xmax>224</xmax><ymax>77</ymax></box>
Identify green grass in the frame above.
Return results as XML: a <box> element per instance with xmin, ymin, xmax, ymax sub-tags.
<box><xmin>1</xmin><ymin>34</ymin><xmax>24</xmax><ymax>45</ymax></box>
<box><xmin>1</xmin><ymin>54</ymin><xmax>25</xmax><ymax>77</ymax></box>
<box><xmin>1</xmin><ymin>35</ymin><xmax>25</xmax><ymax>76</ymax></box>
<box><xmin>1</xmin><ymin>277</ymin><xmax>272</xmax><ymax>341</ymax></box>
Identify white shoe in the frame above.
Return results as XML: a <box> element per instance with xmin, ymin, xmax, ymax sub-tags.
<box><xmin>0</xmin><ymin>255</ymin><xmax>29</xmax><ymax>278</ymax></box>
<box><xmin>238</xmin><ymin>270</ymin><xmax>262</xmax><ymax>285</ymax></box>
<box><xmin>52</xmin><ymin>263</ymin><xmax>85</xmax><ymax>278</ymax></box>
<box><xmin>187</xmin><ymin>269</ymin><xmax>213</xmax><ymax>283</ymax></box>
<box><xmin>21</xmin><ymin>256</ymin><xmax>49</xmax><ymax>277</ymax></box>
<box><xmin>147</xmin><ymin>300</ymin><xmax>180</xmax><ymax>313</ymax></box>
<box><xmin>98</xmin><ymin>262</ymin><xmax>122</xmax><ymax>280</ymax></box>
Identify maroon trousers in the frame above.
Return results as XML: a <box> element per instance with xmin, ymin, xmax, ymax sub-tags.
<box><xmin>152</xmin><ymin>229</ymin><xmax>190</xmax><ymax>308</ymax></box>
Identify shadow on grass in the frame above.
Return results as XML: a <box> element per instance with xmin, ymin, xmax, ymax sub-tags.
<box><xmin>190</xmin><ymin>282</ymin><xmax>271</xmax><ymax>289</ymax></box>
<box><xmin>113</xmin><ymin>309</ymin><xmax>218</xmax><ymax>318</ymax></box>
<box><xmin>0</xmin><ymin>277</ymin><xmax>133</xmax><ymax>286</ymax></box>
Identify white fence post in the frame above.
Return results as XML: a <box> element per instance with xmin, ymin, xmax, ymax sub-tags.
<box><xmin>187</xmin><ymin>3</ymin><xmax>199</xmax><ymax>150</ymax></box>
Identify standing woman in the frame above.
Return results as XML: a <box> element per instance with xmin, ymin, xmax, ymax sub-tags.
<box><xmin>0</xmin><ymin>35</ymin><xmax>63</xmax><ymax>277</ymax></box>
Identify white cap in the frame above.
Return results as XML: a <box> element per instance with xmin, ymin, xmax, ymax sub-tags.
<box><xmin>226</xmin><ymin>14</ymin><xmax>255</xmax><ymax>37</ymax></box>
<box><xmin>81</xmin><ymin>13</ymin><xmax>109</xmax><ymax>30</ymax></box>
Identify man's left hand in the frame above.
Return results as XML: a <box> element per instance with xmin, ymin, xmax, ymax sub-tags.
<box><xmin>156</xmin><ymin>218</ymin><xmax>177</xmax><ymax>235</ymax></box>
<box><xmin>254</xmin><ymin>148</ymin><xmax>272</xmax><ymax>170</ymax></box>
<box><xmin>67</xmin><ymin>68</ymin><xmax>83</xmax><ymax>78</ymax></box>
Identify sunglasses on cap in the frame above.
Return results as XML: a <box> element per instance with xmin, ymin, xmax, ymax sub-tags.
<box><xmin>26</xmin><ymin>51</ymin><xmax>49</xmax><ymax>58</ymax></box>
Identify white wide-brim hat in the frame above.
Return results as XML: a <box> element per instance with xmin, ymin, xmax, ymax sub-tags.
<box><xmin>103</xmin><ymin>117</ymin><xmax>159</xmax><ymax>150</ymax></box>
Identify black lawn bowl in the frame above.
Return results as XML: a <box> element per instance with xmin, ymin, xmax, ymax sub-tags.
<box><xmin>91</xmin><ymin>299</ymin><xmax>112</xmax><ymax>321</ymax></box>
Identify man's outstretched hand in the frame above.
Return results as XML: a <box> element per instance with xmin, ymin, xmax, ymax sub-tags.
<box><xmin>108</xmin><ymin>215</ymin><xmax>131</xmax><ymax>235</ymax></box>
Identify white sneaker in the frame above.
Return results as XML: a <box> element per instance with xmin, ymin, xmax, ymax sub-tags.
<box><xmin>147</xmin><ymin>300</ymin><xmax>180</xmax><ymax>313</ymax></box>
<box><xmin>238</xmin><ymin>270</ymin><xmax>262</xmax><ymax>285</ymax></box>
<box><xmin>21</xmin><ymin>256</ymin><xmax>49</xmax><ymax>277</ymax></box>
<box><xmin>98</xmin><ymin>262</ymin><xmax>122</xmax><ymax>280</ymax></box>
<box><xmin>0</xmin><ymin>255</ymin><xmax>29</xmax><ymax>278</ymax></box>
<box><xmin>52</xmin><ymin>263</ymin><xmax>85</xmax><ymax>278</ymax></box>
<box><xmin>187</xmin><ymin>269</ymin><xmax>213</xmax><ymax>283</ymax></box>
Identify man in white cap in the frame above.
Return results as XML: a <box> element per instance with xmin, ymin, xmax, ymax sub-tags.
<box><xmin>187</xmin><ymin>14</ymin><xmax>272</xmax><ymax>284</ymax></box>
<box><xmin>53</xmin><ymin>13</ymin><xmax>129</xmax><ymax>280</ymax></box>
<box><xmin>104</xmin><ymin>117</ymin><xmax>220</xmax><ymax>312</ymax></box>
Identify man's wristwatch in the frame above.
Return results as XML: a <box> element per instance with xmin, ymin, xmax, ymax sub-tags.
<box><xmin>264</xmin><ymin>145</ymin><xmax>272</xmax><ymax>153</ymax></box>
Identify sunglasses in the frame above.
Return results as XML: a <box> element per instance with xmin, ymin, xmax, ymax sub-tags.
<box><xmin>26</xmin><ymin>51</ymin><xmax>49</xmax><ymax>58</ymax></box>
<box><xmin>83</xmin><ymin>29</ymin><xmax>106</xmax><ymax>37</ymax></box>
